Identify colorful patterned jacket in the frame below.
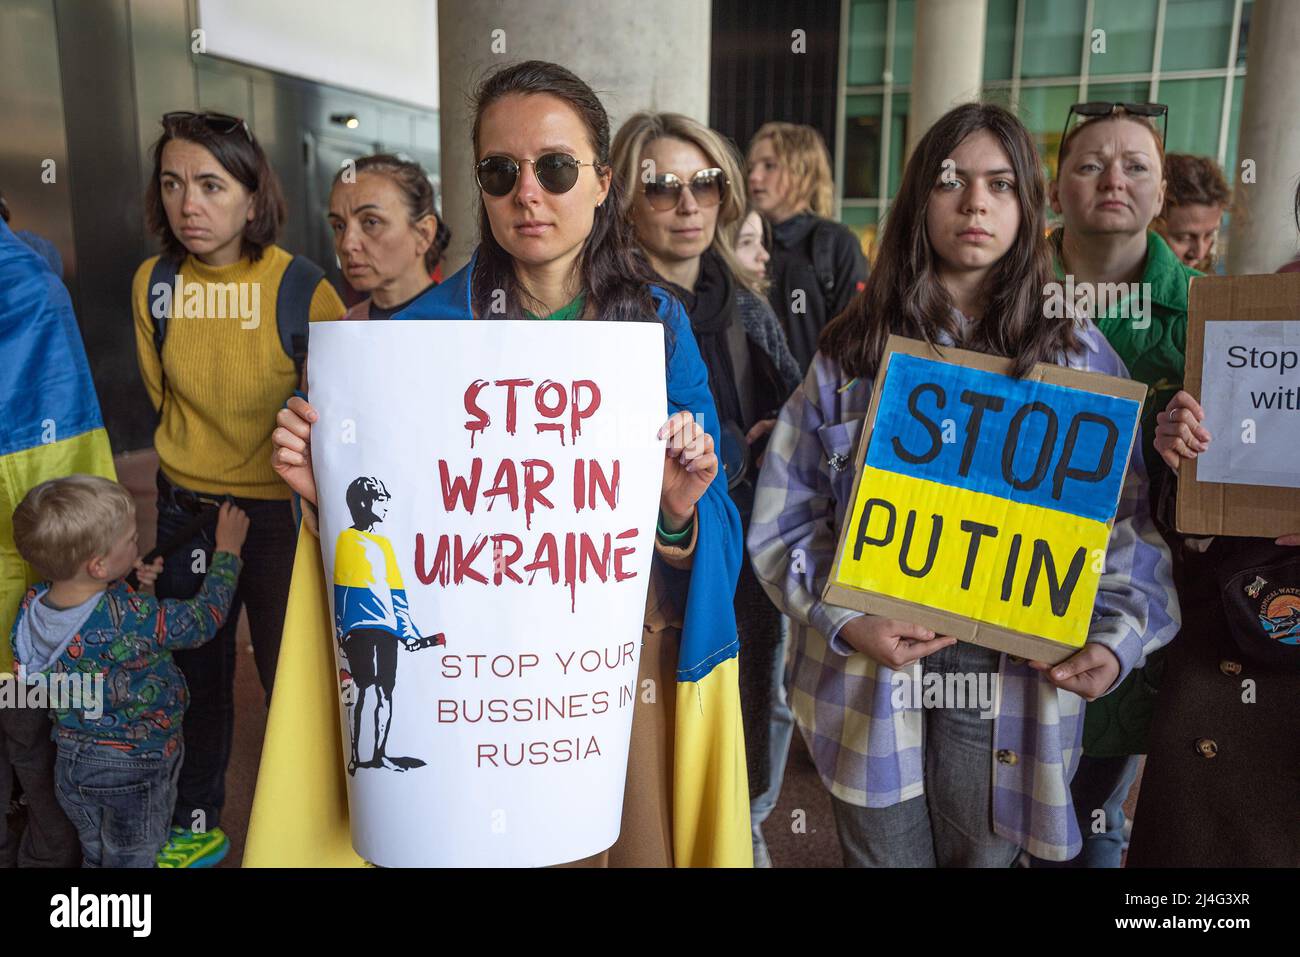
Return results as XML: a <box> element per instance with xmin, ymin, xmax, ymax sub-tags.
<box><xmin>10</xmin><ymin>552</ymin><xmax>240</xmax><ymax>758</ymax></box>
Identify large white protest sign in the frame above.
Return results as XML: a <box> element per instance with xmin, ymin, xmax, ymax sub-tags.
<box><xmin>308</xmin><ymin>320</ymin><xmax>666</xmax><ymax>867</ymax></box>
<box><xmin>1196</xmin><ymin>320</ymin><xmax>1300</xmax><ymax>489</ymax></box>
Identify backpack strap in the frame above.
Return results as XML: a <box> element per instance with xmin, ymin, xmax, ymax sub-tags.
<box><xmin>809</xmin><ymin>219</ymin><xmax>838</xmax><ymax>298</ymax></box>
<box><xmin>146</xmin><ymin>257</ymin><xmax>183</xmax><ymax>420</ymax></box>
<box><xmin>276</xmin><ymin>255</ymin><xmax>326</xmax><ymax>378</ymax></box>
<box><xmin>147</xmin><ymin>256</ymin><xmax>182</xmax><ymax>359</ymax></box>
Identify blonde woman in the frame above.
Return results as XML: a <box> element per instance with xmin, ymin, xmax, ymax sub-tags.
<box><xmin>746</xmin><ymin>122</ymin><xmax>867</xmax><ymax>370</ymax></box>
<box><xmin>612</xmin><ymin>111</ymin><xmax>800</xmax><ymax>866</ymax></box>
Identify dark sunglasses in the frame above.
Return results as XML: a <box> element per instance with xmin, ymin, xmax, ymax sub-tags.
<box><xmin>475</xmin><ymin>153</ymin><xmax>600</xmax><ymax>196</ymax></box>
<box><xmin>1060</xmin><ymin>101</ymin><xmax>1167</xmax><ymax>160</ymax></box>
<box><xmin>643</xmin><ymin>168</ymin><xmax>727</xmax><ymax>212</ymax></box>
<box><xmin>163</xmin><ymin>110</ymin><xmax>253</xmax><ymax>143</ymax></box>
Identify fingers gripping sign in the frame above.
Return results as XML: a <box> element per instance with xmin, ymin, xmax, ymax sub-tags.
<box><xmin>272</xmin><ymin>395</ymin><xmax>321</xmax><ymax>505</ymax></box>
<box><xmin>657</xmin><ymin>410</ymin><xmax>717</xmax><ymax>531</ymax></box>
<box><xmin>1027</xmin><ymin>642</ymin><xmax>1121</xmax><ymax>701</ymax></box>
<box><xmin>1153</xmin><ymin>389</ymin><xmax>1212</xmax><ymax>472</ymax></box>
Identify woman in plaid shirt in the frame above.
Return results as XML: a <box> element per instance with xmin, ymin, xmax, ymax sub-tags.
<box><xmin>747</xmin><ymin>104</ymin><xmax>1180</xmax><ymax>865</ymax></box>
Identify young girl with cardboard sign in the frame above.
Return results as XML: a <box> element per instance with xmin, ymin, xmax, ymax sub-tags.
<box><xmin>748</xmin><ymin>103</ymin><xmax>1180</xmax><ymax>866</ymax></box>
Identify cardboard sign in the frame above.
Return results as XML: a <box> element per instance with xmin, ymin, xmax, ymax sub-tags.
<box><xmin>823</xmin><ymin>336</ymin><xmax>1145</xmax><ymax>664</ymax></box>
<box><xmin>308</xmin><ymin>320</ymin><xmax>665</xmax><ymax>867</ymax></box>
<box><xmin>1178</xmin><ymin>273</ymin><xmax>1300</xmax><ymax>536</ymax></box>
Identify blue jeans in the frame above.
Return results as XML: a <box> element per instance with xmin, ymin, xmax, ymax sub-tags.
<box><xmin>1035</xmin><ymin>753</ymin><xmax>1140</xmax><ymax>868</ymax></box>
<box><xmin>153</xmin><ymin>470</ymin><xmax>295</xmax><ymax>830</ymax></box>
<box><xmin>54</xmin><ymin>739</ymin><xmax>181</xmax><ymax>867</ymax></box>
<box><xmin>750</xmin><ymin>625</ymin><xmax>795</xmax><ymax>867</ymax></box>
<box><xmin>829</xmin><ymin>641</ymin><xmax>1020</xmax><ymax>868</ymax></box>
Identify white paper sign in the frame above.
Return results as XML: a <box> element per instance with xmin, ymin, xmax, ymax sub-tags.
<box><xmin>1196</xmin><ymin>320</ymin><xmax>1300</xmax><ymax>488</ymax></box>
<box><xmin>308</xmin><ymin>320</ymin><xmax>666</xmax><ymax>867</ymax></box>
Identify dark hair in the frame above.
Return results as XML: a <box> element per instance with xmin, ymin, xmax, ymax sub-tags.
<box><xmin>0</xmin><ymin>188</ymin><xmax>9</xmax><ymax>223</ymax></box>
<box><xmin>346</xmin><ymin>476</ymin><xmax>390</xmax><ymax>523</ymax></box>
<box><xmin>1162</xmin><ymin>153</ymin><xmax>1230</xmax><ymax>214</ymax></box>
<box><xmin>145</xmin><ymin>113</ymin><xmax>286</xmax><ymax>263</ymax></box>
<box><xmin>821</xmin><ymin>102</ymin><xmax>1073</xmax><ymax>380</ymax></box>
<box><xmin>333</xmin><ymin>153</ymin><xmax>451</xmax><ymax>272</ymax></box>
<box><xmin>469</xmin><ymin>60</ymin><xmax>660</xmax><ymax>322</ymax></box>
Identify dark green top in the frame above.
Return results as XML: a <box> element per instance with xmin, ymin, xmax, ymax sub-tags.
<box><xmin>1051</xmin><ymin>228</ymin><xmax>1201</xmax><ymax>475</ymax></box>
<box><xmin>523</xmin><ymin>292</ymin><xmax>586</xmax><ymax>322</ymax></box>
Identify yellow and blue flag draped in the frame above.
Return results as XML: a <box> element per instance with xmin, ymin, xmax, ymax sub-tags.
<box><xmin>0</xmin><ymin>219</ymin><xmax>116</xmax><ymax>673</ymax></box>
<box><xmin>245</xmin><ymin>253</ymin><xmax>751</xmax><ymax>867</ymax></box>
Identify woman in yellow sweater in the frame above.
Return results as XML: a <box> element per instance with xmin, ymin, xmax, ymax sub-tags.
<box><xmin>131</xmin><ymin>110</ymin><xmax>344</xmax><ymax>867</ymax></box>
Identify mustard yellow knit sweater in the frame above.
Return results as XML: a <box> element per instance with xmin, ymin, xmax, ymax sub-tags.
<box><xmin>132</xmin><ymin>245</ymin><xmax>344</xmax><ymax>499</ymax></box>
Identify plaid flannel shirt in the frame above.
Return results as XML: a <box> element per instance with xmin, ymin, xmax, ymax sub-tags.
<box><xmin>747</xmin><ymin>319</ymin><xmax>1180</xmax><ymax>860</ymax></box>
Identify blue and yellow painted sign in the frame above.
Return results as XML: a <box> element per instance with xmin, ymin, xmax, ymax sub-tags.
<box><xmin>830</xmin><ymin>348</ymin><xmax>1142</xmax><ymax>649</ymax></box>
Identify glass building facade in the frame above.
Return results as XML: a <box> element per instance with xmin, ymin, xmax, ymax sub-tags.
<box><xmin>837</xmin><ymin>0</ymin><xmax>1251</xmax><ymax>254</ymax></box>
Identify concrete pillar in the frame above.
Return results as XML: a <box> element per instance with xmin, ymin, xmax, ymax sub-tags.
<box><xmin>905</xmin><ymin>0</ymin><xmax>987</xmax><ymax>160</ymax></box>
<box><xmin>436</xmin><ymin>0</ymin><xmax>711</xmax><ymax>273</ymax></box>
<box><xmin>1227</xmin><ymin>0</ymin><xmax>1300</xmax><ymax>274</ymax></box>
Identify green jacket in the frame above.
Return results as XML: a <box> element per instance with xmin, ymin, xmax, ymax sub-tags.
<box><xmin>1052</xmin><ymin>228</ymin><xmax>1198</xmax><ymax>757</ymax></box>
<box><xmin>1052</xmin><ymin>228</ymin><xmax>1201</xmax><ymax>478</ymax></box>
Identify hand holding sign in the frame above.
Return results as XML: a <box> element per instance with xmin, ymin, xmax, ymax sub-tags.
<box><xmin>659</xmin><ymin>410</ymin><xmax>717</xmax><ymax>530</ymax></box>
<box><xmin>1158</xmin><ymin>392</ymin><xmax>1300</xmax><ymax>546</ymax></box>
<box><xmin>272</xmin><ymin>395</ymin><xmax>320</xmax><ymax>505</ymax></box>
<box><xmin>837</xmin><ymin>616</ymin><xmax>956</xmax><ymax>668</ymax></box>
<box><xmin>1154</xmin><ymin>390</ymin><xmax>1211</xmax><ymax>471</ymax></box>
<box><xmin>1027</xmin><ymin>642</ymin><xmax>1120</xmax><ymax>701</ymax></box>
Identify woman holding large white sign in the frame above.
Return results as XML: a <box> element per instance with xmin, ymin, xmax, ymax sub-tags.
<box><xmin>255</xmin><ymin>60</ymin><xmax>750</xmax><ymax>867</ymax></box>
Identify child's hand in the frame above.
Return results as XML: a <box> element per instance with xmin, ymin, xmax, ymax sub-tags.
<box><xmin>133</xmin><ymin>557</ymin><xmax>164</xmax><ymax>590</ymax></box>
<box><xmin>1154</xmin><ymin>390</ymin><xmax>1211</xmax><ymax>472</ymax></box>
<box><xmin>1028</xmin><ymin>643</ymin><xmax>1120</xmax><ymax>701</ymax></box>
<box><xmin>214</xmin><ymin>502</ymin><xmax>250</xmax><ymax>557</ymax></box>
<box><xmin>837</xmin><ymin>615</ymin><xmax>957</xmax><ymax>668</ymax></box>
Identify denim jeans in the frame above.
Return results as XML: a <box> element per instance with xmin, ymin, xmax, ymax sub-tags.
<box><xmin>750</xmin><ymin>623</ymin><xmax>795</xmax><ymax>867</ymax></box>
<box><xmin>1033</xmin><ymin>753</ymin><xmax>1140</xmax><ymax>868</ymax></box>
<box><xmin>152</xmin><ymin>470</ymin><xmax>296</xmax><ymax>831</ymax></box>
<box><xmin>829</xmin><ymin>641</ymin><xmax>1021</xmax><ymax>868</ymax></box>
<box><xmin>54</xmin><ymin>739</ymin><xmax>181</xmax><ymax>867</ymax></box>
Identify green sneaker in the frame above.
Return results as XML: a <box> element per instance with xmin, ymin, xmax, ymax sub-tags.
<box><xmin>156</xmin><ymin>825</ymin><xmax>229</xmax><ymax>868</ymax></box>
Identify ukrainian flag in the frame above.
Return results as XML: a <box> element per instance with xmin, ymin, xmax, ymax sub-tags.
<box><xmin>0</xmin><ymin>219</ymin><xmax>115</xmax><ymax>673</ymax></box>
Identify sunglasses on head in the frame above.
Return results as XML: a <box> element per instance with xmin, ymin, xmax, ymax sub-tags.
<box><xmin>1060</xmin><ymin>101</ymin><xmax>1168</xmax><ymax>158</ymax></box>
<box><xmin>163</xmin><ymin>110</ymin><xmax>253</xmax><ymax>143</ymax></box>
<box><xmin>643</xmin><ymin>168</ymin><xmax>727</xmax><ymax>212</ymax></box>
<box><xmin>475</xmin><ymin>153</ymin><xmax>600</xmax><ymax>196</ymax></box>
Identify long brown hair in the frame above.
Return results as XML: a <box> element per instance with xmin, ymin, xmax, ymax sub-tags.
<box><xmin>821</xmin><ymin>102</ymin><xmax>1072</xmax><ymax>380</ymax></box>
<box><xmin>469</xmin><ymin>60</ymin><xmax>660</xmax><ymax>323</ymax></box>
